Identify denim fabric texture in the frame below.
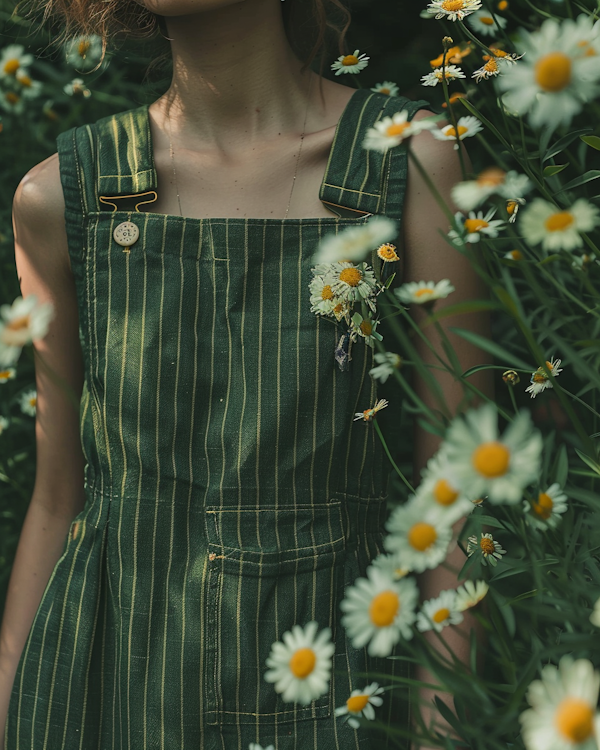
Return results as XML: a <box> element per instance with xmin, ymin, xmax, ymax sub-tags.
<box><xmin>4</xmin><ymin>87</ymin><xmax>430</xmax><ymax>750</ymax></box>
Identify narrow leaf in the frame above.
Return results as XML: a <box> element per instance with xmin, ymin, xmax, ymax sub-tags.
<box><xmin>544</xmin><ymin>128</ymin><xmax>593</xmax><ymax>162</ymax></box>
<box><xmin>555</xmin><ymin>170</ymin><xmax>600</xmax><ymax>193</ymax></box>
<box><xmin>543</xmin><ymin>164</ymin><xmax>568</xmax><ymax>176</ymax></box>
<box><xmin>581</xmin><ymin>135</ymin><xmax>600</xmax><ymax>151</ymax></box>
<box><xmin>449</xmin><ymin>327</ymin><xmax>534</xmax><ymax>371</ymax></box>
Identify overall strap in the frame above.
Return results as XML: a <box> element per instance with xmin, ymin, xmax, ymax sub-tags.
<box><xmin>319</xmin><ymin>89</ymin><xmax>431</xmax><ymax>220</ymax></box>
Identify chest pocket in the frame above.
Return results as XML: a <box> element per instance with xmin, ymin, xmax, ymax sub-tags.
<box><xmin>203</xmin><ymin>502</ymin><xmax>347</xmax><ymax>725</ymax></box>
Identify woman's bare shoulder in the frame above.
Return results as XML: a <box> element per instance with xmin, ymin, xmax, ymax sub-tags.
<box><xmin>13</xmin><ymin>152</ymin><xmax>70</xmax><ymax>273</ymax></box>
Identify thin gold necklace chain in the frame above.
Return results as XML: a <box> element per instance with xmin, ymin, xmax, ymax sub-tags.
<box><xmin>166</xmin><ymin>76</ymin><xmax>313</xmax><ymax>220</ymax></box>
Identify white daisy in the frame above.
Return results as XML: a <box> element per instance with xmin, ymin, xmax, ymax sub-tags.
<box><xmin>0</xmin><ymin>416</ymin><xmax>9</xmax><ymax>435</ymax></box>
<box><xmin>525</xmin><ymin>357</ymin><xmax>563</xmax><ymax>399</ymax></box>
<box><xmin>454</xmin><ymin>580</ymin><xmax>489</xmax><ymax>611</ymax></box>
<box><xmin>523</xmin><ymin>483</ymin><xmax>568</xmax><ymax>530</ymax></box>
<box><xmin>353</xmin><ymin>398</ymin><xmax>389</xmax><ymax>423</ymax></box>
<box><xmin>329</xmin><ymin>262</ymin><xmax>380</xmax><ymax>306</ymax></box>
<box><xmin>505</xmin><ymin>249</ymin><xmax>524</xmax><ymax>261</ymax></box>
<box><xmin>417</xmin><ymin>589</ymin><xmax>464</xmax><ymax>633</ymax></box>
<box><xmin>63</xmin><ymin>77</ymin><xmax>92</xmax><ymax>98</ymax></box>
<box><xmin>448</xmin><ymin>207</ymin><xmax>506</xmax><ymax>245</ymax></box>
<box><xmin>0</xmin><ymin>90</ymin><xmax>25</xmax><ymax>115</ymax></box>
<box><xmin>472</xmin><ymin>57</ymin><xmax>505</xmax><ymax>83</ymax></box>
<box><xmin>309</xmin><ymin>274</ymin><xmax>341</xmax><ymax>317</ymax></box>
<box><xmin>431</xmin><ymin>116</ymin><xmax>483</xmax><ymax>149</ymax></box>
<box><xmin>64</xmin><ymin>34</ymin><xmax>103</xmax><ymax>72</ymax></box>
<box><xmin>371</xmin><ymin>81</ymin><xmax>399</xmax><ymax>97</ymax></box>
<box><xmin>312</xmin><ymin>216</ymin><xmax>397</xmax><ymax>264</ymax></box>
<box><xmin>416</xmin><ymin>447</ymin><xmax>477</xmax><ymax>524</ymax></box>
<box><xmin>451</xmin><ymin>168</ymin><xmax>532</xmax><ymax>213</ymax></box>
<box><xmin>334</xmin><ymin>682</ymin><xmax>385</xmax><ymax>729</ymax></box>
<box><xmin>421</xmin><ymin>64</ymin><xmax>467</xmax><ymax>87</ymax></box>
<box><xmin>369</xmin><ymin>352</ymin><xmax>402</xmax><ymax>383</ymax></box>
<box><xmin>384</xmin><ymin>496</ymin><xmax>454</xmax><ymax>573</ymax></box>
<box><xmin>441</xmin><ymin>402</ymin><xmax>543</xmax><ymax>505</ymax></box>
<box><xmin>0</xmin><ymin>44</ymin><xmax>34</xmax><ymax>79</ymax></box>
<box><xmin>0</xmin><ymin>294</ymin><xmax>54</xmax><ymax>368</ymax></box>
<box><xmin>14</xmin><ymin>69</ymin><xmax>43</xmax><ymax>99</ymax></box>
<box><xmin>363</xmin><ymin>110</ymin><xmax>438</xmax><ymax>153</ymax></box>
<box><xmin>467</xmin><ymin>9</ymin><xmax>508</xmax><ymax>37</ymax></box>
<box><xmin>340</xmin><ymin>565</ymin><xmax>419</xmax><ymax>656</ymax></box>
<box><xmin>18</xmin><ymin>389</ymin><xmax>37</xmax><ymax>417</ymax></box>
<box><xmin>507</xmin><ymin>197</ymin><xmax>527</xmax><ymax>223</ymax></box>
<box><xmin>520</xmin><ymin>198</ymin><xmax>600</xmax><ymax>253</ymax></box>
<box><xmin>519</xmin><ymin>656</ymin><xmax>600</xmax><ymax>750</ymax></box>
<box><xmin>572</xmin><ymin>253</ymin><xmax>600</xmax><ymax>271</ymax></box>
<box><xmin>331</xmin><ymin>49</ymin><xmax>369</xmax><ymax>76</ymax></box>
<box><xmin>394</xmin><ymin>279</ymin><xmax>455</xmax><ymax>306</ymax></box>
<box><xmin>370</xmin><ymin>552</ymin><xmax>411</xmax><ymax>580</ymax></box>
<box><xmin>263</xmin><ymin>621</ymin><xmax>335</xmax><ymax>706</ymax></box>
<box><xmin>590</xmin><ymin>598</ymin><xmax>600</xmax><ymax>628</ymax></box>
<box><xmin>376</xmin><ymin>243</ymin><xmax>401</xmax><ymax>263</ymax></box>
<box><xmin>427</xmin><ymin>0</ymin><xmax>483</xmax><ymax>22</ymax></box>
<box><xmin>496</xmin><ymin>17</ymin><xmax>600</xmax><ymax>132</ymax></box>
<box><xmin>0</xmin><ymin>367</ymin><xmax>16</xmax><ymax>383</ymax></box>
<box><xmin>249</xmin><ymin>744</ymin><xmax>274</xmax><ymax>750</ymax></box>
<box><xmin>467</xmin><ymin>532</ymin><xmax>507</xmax><ymax>566</ymax></box>
<box><xmin>349</xmin><ymin>313</ymin><xmax>383</xmax><ymax>348</ymax></box>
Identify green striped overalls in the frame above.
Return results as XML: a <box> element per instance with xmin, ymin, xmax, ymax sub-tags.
<box><xmin>5</xmin><ymin>87</ymin><xmax>429</xmax><ymax>750</ymax></box>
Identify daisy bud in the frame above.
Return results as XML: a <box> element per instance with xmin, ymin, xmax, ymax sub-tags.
<box><xmin>502</xmin><ymin>369</ymin><xmax>520</xmax><ymax>386</ymax></box>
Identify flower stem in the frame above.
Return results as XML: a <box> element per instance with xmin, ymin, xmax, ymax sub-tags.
<box><xmin>373</xmin><ymin>420</ymin><xmax>415</xmax><ymax>494</ymax></box>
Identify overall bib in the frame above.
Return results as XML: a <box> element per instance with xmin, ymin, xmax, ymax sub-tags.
<box><xmin>5</xmin><ymin>87</ymin><xmax>429</xmax><ymax>750</ymax></box>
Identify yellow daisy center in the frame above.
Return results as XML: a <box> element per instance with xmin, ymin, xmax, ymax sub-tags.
<box><xmin>5</xmin><ymin>92</ymin><xmax>20</xmax><ymax>104</ymax></box>
<box><xmin>472</xmin><ymin>441</ymin><xmax>510</xmax><ymax>478</ymax></box>
<box><xmin>408</xmin><ymin>522</ymin><xmax>437</xmax><ymax>551</ymax></box>
<box><xmin>0</xmin><ymin>370</ymin><xmax>12</xmax><ymax>379</ymax></box>
<box><xmin>339</xmin><ymin>267</ymin><xmax>362</xmax><ymax>287</ymax></box>
<box><xmin>477</xmin><ymin>167</ymin><xmax>506</xmax><ymax>187</ymax></box>
<box><xmin>506</xmin><ymin>201</ymin><xmax>519</xmax><ymax>215</ymax></box>
<box><xmin>545</xmin><ymin>211</ymin><xmax>574</xmax><ymax>232</ymax></box>
<box><xmin>386</xmin><ymin>122</ymin><xmax>411</xmax><ymax>138</ymax></box>
<box><xmin>78</xmin><ymin>40</ymin><xmax>91</xmax><ymax>58</ymax></box>
<box><xmin>321</xmin><ymin>284</ymin><xmax>334</xmax><ymax>301</ymax></box>
<box><xmin>554</xmin><ymin>698</ymin><xmax>595</xmax><ymax>743</ymax></box>
<box><xmin>532</xmin><ymin>491</ymin><xmax>554</xmax><ymax>519</ymax></box>
<box><xmin>508</xmin><ymin>250</ymin><xmax>522</xmax><ymax>260</ymax></box>
<box><xmin>433</xmin><ymin>478</ymin><xmax>459</xmax><ymax>506</ymax></box>
<box><xmin>484</xmin><ymin>59</ymin><xmax>499</xmax><ymax>73</ymax></box>
<box><xmin>18</xmin><ymin>74</ymin><xmax>32</xmax><ymax>86</ymax></box>
<box><xmin>369</xmin><ymin>590</ymin><xmax>400</xmax><ymax>627</ymax></box>
<box><xmin>480</xmin><ymin>537</ymin><xmax>495</xmax><ymax>555</ymax></box>
<box><xmin>414</xmin><ymin>287</ymin><xmax>434</xmax><ymax>298</ymax></box>
<box><xmin>480</xmin><ymin>15</ymin><xmax>495</xmax><ymax>25</ymax></box>
<box><xmin>442</xmin><ymin>0</ymin><xmax>465</xmax><ymax>10</ymax></box>
<box><xmin>3</xmin><ymin>58</ymin><xmax>20</xmax><ymax>75</ymax></box>
<box><xmin>347</xmin><ymin>694</ymin><xmax>370</xmax><ymax>713</ymax></box>
<box><xmin>446</xmin><ymin>125</ymin><xmax>468</xmax><ymax>138</ymax></box>
<box><xmin>498</xmin><ymin>1</ymin><xmax>508</xmax><ymax>10</ymax></box>
<box><xmin>7</xmin><ymin>314</ymin><xmax>29</xmax><ymax>332</ymax></box>
<box><xmin>433</xmin><ymin>607</ymin><xmax>450</xmax><ymax>624</ymax></box>
<box><xmin>289</xmin><ymin>647</ymin><xmax>316</xmax><ymax>679</ymax></box>
<box><xmin>377</xmin><ymin>244</ymin><xmax>399</xmax><ymax>262</ymax></box>
<box><xmin>342</xmin><ymin>54</ymin><xmax>359</xmax><ymax>66</ymax></box>
<box><xmin>360</xmin><ymin>320</ymin><xmax>373</xmax><ymax>336</ymax></box>
<box><xmin>333</xmin><ymin>303</ymin><xmax>344</xmax><ymax>315</ymax></box>
<box><xmin>464</xmin><ymin>218</ymin><xmax>489</xmax><ymax>233</ymax></box>
<box><xmin>380</xmin><ymin>87</ymin><xmax>390</xmax><ymax>95</ymax></box>
<box><xmin>535</xmin><ymin>52</ymin><xmax>572</xmax><ymax>92</ymax></box>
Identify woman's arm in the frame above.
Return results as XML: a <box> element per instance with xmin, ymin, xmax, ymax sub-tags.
<box><xmin>402</xmin><ymin>108</ymin><xmax>495</xmax><ymax>748</ymax></box>
<box><xmin>0</xmin><ymin>154</ymin><xmax>87</xmax><ymax>748</ymax></box>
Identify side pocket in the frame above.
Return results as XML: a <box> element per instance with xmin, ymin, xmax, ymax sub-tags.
<box><xmin>203</xmin><ymin>502</ymin><xmax>347</xmax><ymax>725</ymax></box>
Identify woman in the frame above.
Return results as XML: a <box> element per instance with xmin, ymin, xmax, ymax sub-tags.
<box><xmin>0</xmin><ymin>0</ymin><xmax>491</xmax><ymax>748</ymax></box>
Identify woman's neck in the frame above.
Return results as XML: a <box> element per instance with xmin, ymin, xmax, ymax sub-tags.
<box><xmin>157</xmin><ymin>0</ymin><xmax>317</xmax><ymax>156</ymax></box>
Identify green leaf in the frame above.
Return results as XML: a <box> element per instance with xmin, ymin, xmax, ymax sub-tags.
<box><xmin>575</xmin><ymin>448</ymin><xmax>600</xmax><ymax>477</ymax></box>
<box><xmin>580</xmin><ymin>135</ymin><xmax>600</xmax><ymax>151</ymax></box>
<box><xmin>555</xmin><ymin>443</ymin><xmax>568</xmax><ymax>486</ymax></box>
<box><xmin>424</xmin><ymin>299</ymin><xmax>500</xmax><ymax>324</ymax></box>
<box><xmin>543</xmin><ymin>164</ymin><xmax>569</xmax><ymax>176</ymax></box>
<box><xmin>544</xmin><ymin>128</ymin><xmax>594</xmax><ymax>162</ymax></box>
<box><xmin>448</xmin><ymin>327</ymin><xmax>535</xmax><ymax>371</ymax></box>
<box><xmin>555</xmin><ymin>170</ymin><xmax>600</xmax><ymax>194</ymax></box>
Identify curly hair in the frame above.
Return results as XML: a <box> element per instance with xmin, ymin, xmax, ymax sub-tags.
<box><xmin>15</xmin><ymin>0</ymin><xmax>352</xmax><ymax>81</ymax></box>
